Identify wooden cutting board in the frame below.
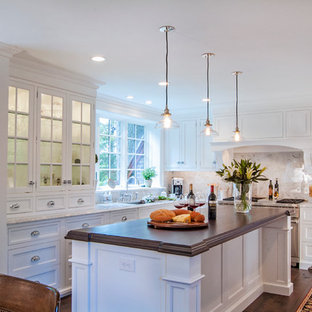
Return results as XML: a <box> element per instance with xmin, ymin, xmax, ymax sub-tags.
<box><xmin>147</xmin><ymin>220</ymin><xmax>208</xmax><ymax>230</ymax></box>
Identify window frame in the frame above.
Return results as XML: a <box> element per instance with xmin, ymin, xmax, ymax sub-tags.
<box><xmin>95</xmin><ymin>113</ymin><xmax>149</xmax><ymax>190</ymax></box>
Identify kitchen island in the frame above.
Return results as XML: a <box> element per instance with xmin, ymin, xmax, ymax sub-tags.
<box><xmin>66</xmin><ymin>205</ymin><xmax>293</xmax><ymax>312</ymax></box>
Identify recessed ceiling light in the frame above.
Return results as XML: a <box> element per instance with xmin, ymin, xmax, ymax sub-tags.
<box><xmin>158</xmin><ymin>81</ymin><xmax>168</xmax><ymax>86</ymax></box>
<box><xmin>126</xmin><ymin>95</ymin><xmax>134</xmax><ymax>100</ymax></box>
<box><xmin>145</xmin><ymin>100</ymin><xmax>152</xmax><ymax>105</ymax></box>
<box><xmin>91</xmin><ymin>56</ymin><xmax>106</xmax><ymax>62</ymax></box>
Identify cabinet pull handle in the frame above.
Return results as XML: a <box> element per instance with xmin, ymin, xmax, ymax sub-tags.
<box><xmin>47</xmin><ymin>200</ymin><xmax>55</xmax><ymax>208</ymax></box>
<box><xmin>28</xmin><ymin>181</ymin><xmax>35</xmax><ymax>186</ymax></box>
<box><xmin>67</xmin><ymin>180</ymin><xmax>72</xmax><ymax>185</ymax></box>
<box><xmin>31</xmin><ymin>256</ymin><xmax>40</xmax><ymax>263</ymax></box>
<box><xmin>31</xmin><ymin>230</ymin><xmax>40</xmax><ymax>237</ymax></box>
<box><xmin>121</xmin><ymin>216</ymin><xmax>127</xmax><ymax>222</ymax></box>
<box><xmin>9</xmin><ymin>203</ymin><xmax>20</xmax><ymax>209</ymax></box>
<box><xmin>63</xmin><ymin>180</ymin><xmax>67</xmax><ymax>184</ymax></box>
<box><xmin>77</xmin><ymin>198</ymin><xmax>85</xmax><ymax>204</ymax></box>
<box><xmin>82</xmin><ymin>223</ymin><xmax>89</xmax><ymax>228</ymax></box>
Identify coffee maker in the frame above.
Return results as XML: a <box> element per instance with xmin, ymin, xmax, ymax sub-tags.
<box><xmin>172</xmin><ymin>178</ymin><xmax>183</xmax><ymax>196</ymax></box>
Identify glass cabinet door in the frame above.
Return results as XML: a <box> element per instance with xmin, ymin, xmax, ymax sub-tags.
<box><xmin>37</xmin><ymin>89</ymin><xmax>65</xmax><ymax>190</ymax></box>
<box><xmin>71</xmin><ymin>99</ymin><xmax>93</xmax><ymax>188</ymax></box>
<box><xmin>7</xmin><ymin>85</ymin><xmax>33</xmax><ymax>192</ymax></box>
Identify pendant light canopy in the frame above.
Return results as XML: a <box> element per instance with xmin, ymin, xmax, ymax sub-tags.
<box><xmin>156</xmin><ymin>26</ymin><xmax>178</xmax><ymax>129</ymax></box>
<box><xmin>233</xmin><ymin>71</ymin><xmax>242</xmax><ymax>142</ymax></box>
<box><xmin>201</xmin><ymin>52</ymin><xmax>218</xmax><ymax>136</ymax></box>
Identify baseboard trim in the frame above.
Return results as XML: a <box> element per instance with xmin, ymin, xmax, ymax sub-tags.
<box><xmin>263</xmin><ymin>282</ymin><xmax>293</xmax><ymax>296</ymax></box>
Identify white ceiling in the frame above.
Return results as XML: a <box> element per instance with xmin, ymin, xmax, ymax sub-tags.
<box><xmin>1</xmin><ymin>0</ymin><xmax>312</xmax><ymax>113</ymax></box>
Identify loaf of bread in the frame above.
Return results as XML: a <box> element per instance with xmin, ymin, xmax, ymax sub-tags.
<box><xmin>174</xmin><ymin>209</ymin><xmax>191</xmax><ymax>216</ymax></box>
<box><xmin>190</xmin><ymin>211</ymin><xmax>205</xmax><ymax>222</ymax></box>
<box><xmin>150</xmin><ymin>209</ymin><xmax>176</xmax><ymax>222</ymax></box>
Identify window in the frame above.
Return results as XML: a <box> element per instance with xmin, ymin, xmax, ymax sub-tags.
<box><xmin>127</xmin><ymin>123</ymin><xmax>145</xmax><ymax>185</ymax></box>
<box><xmin>98</xmin><ymin>118</ymin><xmax>121</xmax><ymax>187</ymax></box>
<box><xmin>96</xmin><ymin>117</ymin><xmax>146</xmax><ymax>188</ymax></box>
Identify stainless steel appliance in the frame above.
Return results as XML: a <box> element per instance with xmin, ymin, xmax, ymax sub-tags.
<box><xmin>172</xmin><ymin>178</ymin><xmax>183</xmax><ymax>196</ymax></box>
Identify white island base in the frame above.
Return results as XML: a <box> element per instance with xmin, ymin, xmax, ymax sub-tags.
<box><xmin>70</xmin><ymin>216</ymin><xmax>292</xmax><ymax>312</ymax></box>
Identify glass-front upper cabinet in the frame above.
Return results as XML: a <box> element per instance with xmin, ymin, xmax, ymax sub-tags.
<box><xmin>7</xmin><ymin>84</ymin><xmax>34</xmax><ymax>192</ymax></box>
<box><xmin>70</xmin><ymin>98</ymin><xmax>94</xmax><ymax>189</ymax></box>
<box><xmin>37</xmin><ymin>88</ymin><xmax>66</xmax><ymax>191</ymax></box>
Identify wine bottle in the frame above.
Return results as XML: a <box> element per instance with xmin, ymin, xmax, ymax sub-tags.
<box><xmin>208</xmin><ymin>185</ymin><xmax>217</xmax><ymax>220</ymax></box>
<box><xmin>187</xmin><ymin>184</ymin><xmax>196</xmax><ymax>210</ymax></box>
<box><xmin>274</xmin><ymin>178</ymin><xmax>279</xmax><ymax>200</ymax></box>
<box><xmin>268</xmin><ymin>180</ymin><xmax>273</xmax><ymax>200</ymax></box>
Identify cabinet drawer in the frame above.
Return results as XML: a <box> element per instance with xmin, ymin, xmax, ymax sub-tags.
<box><xmin>7</xmin><ymin>198</ymin><xmax>33</xmax><ymax>214</ymax></box>
<box><xmin>65</xmin><ymin>216</ymin><xmax>102</xmax><ymax>232</ymax></box>
<box><xmin>69</xmin><ymin>194</ymin><xmax>93</xmax><ymax>208</ymax></box>
<box><xmin>301</xmin><ymin>242</ymin><xmax>312</xmax><ymax>261</ymax></box>
<box><xmin>8</xmin><ymin>221</ymin><xmax>60</xmax><ymax>246</ymax></box>
<box><xmin>36</xmin><ymin>196</ymin><xmax>66</xmax><ymax>211</ymax></box>
<box><xmin>26</xmin><ymin>266</ymin><xmax>59</xmax><ymax>289</ymax></box>
<box><xmin>110</xmin><ymin>209</ymin><xmax>137</xmax><ymax>224</ymax></box>
<box><xmin>138</xmin><ymin>206</ymin><xmax>155</xmax><ymax>219</ymax></box>
<box><xmin>9</xmin><ymin>241</ymin><xmax>59</xmax><ymax>275</ymax></box>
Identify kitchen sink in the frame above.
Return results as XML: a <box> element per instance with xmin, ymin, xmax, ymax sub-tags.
<box><xmin>125</xmin><ymin>200</ymin><xmax>146</xmax><ymax>205</ymax></box>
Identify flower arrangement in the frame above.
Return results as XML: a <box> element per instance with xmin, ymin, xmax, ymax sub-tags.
<box><xmin>216</xmin><ymin>159</ymin><xmax>268</xmax><ymax>185</ymax></box>
<box><xmin>142</xmin><ymin>167</ymin><xmax>156</xmax><ymax>181</ymax></box>
<box><xmin>216</xmin><ymin>159</ymin><xmax>267</xmax><ymax>212</ymax></box>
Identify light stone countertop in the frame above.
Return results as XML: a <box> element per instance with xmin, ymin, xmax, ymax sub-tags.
<box><xmin>7</xmin><ymin>200</ymin><xmax>176</xmax><ymax>225</ymax></box>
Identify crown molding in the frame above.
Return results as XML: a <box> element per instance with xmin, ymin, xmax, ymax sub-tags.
<box><xmin>9</xmin><ymin>52</ymin><xmax>104</xmax><ymax>97</ymax></box>
<box><xmin>0</xmin><ymin>42</ymin><xmax>22</xmax><ymax>59</ymax></box>
<box><xmin>96</xmin><ymin>94</ymin><xmax>162</xmax><ymax>121</ymax></box>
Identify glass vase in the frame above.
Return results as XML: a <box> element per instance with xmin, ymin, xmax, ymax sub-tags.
<box><xmin>233</xmin><ymin>183</ymin><xmax>252</xmax><ymax>213</ymax></box>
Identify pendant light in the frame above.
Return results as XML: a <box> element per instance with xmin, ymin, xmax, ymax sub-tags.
<box><xmin>233</xmin><ymin>71</ymin><xmax>242</xmax><ymax>142</ymax></box>
<box><xmin>156</xmin><ymin>26</ymin><xmax>178</xmax><ymax>129</ymax></box>
<box><xmin>201</xmin><ymin>52</ymin><xmax>218</xmax><ymax>136</ymax></box>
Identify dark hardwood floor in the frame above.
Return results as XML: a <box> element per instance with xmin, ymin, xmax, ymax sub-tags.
<box><xmin>60</xmin><ymin>268</ymin><xmax>312</xmax><ymax>312</ymax></box>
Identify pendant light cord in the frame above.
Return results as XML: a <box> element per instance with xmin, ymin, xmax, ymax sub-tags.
<box><xmin>165</xmin><ymin>30</ymin><xmax>169</xmax><ymax>111</ymax></box>
<box><xmin>206</xmin><ymin>55</ymin><xmax>210</xmax><ymax>122</ymax></box>
<box><xmin>235</xmin><ymin>73</ymin><xmax>239</xmax><ymax>130</ymax></box>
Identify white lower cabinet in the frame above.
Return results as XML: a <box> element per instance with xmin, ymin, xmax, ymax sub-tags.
<box><xmin>300</xmin><ymin>206</ymin><xmax>312</xmax><ymax>269</ymax></box>
<box><xmin>109</xmin><ymin>209</ymin><xmax>138</xmax><ymax>223</ymax></box>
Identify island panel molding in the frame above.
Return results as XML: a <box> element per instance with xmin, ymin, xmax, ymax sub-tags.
<box><xmin>66</xmin><ymin>206</ymin><xmax>292</xmax><ymax>257</ymax></box>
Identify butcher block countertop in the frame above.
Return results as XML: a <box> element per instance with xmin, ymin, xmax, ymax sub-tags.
<box><xmin>65</xmin><ymin>205</ymin><xmax>292</xmax><ymax>257</ymax></box>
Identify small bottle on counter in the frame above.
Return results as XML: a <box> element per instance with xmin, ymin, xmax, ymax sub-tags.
<box><xmin>187</xmin><ymin>184</ymin><xmax>196</xmax><ymax>210</ymax></box>
<box><xmin>274</xmin><ymin>178</ymin><xmax>279</xmax><ymax>200</ymax></box>
<box><xmin>268</xmin><ymin>180</ymin><xmax>273</xmax><ymax>200</ymax></box>
<box><xmin>208</xmin><ymin>185</ymin><xmax>217</xmax><ymax>220</ymax></box>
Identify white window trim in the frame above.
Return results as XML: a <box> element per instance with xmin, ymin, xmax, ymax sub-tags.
<box><xmin>95</xmin><ymin>111</ymin><xmax>151</xmax><ymax>190</ymax></box>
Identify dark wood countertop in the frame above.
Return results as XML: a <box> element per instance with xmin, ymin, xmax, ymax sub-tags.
<box><xmin>65</xmin><ymin>205</ymin><xmax>291</xmax><ymax>257</ymax></box>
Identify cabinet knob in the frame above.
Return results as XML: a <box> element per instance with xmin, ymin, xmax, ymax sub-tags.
<box><xmin>47</xmin><ymin>200</ymin><xmax>55</xmax><ymax>208</ymax></box>
<box><xmin>121</xmin><ymin>216</ymin><xmax>127</xmax><ymax>222</ymax></box>
<box><xmin>9</xmin><ymin>203</ymin><xmax>20</xmax><ymax>209</ymax></box>
<box><xmin>28</xmin><ymin>181</ymin><xmax>35</xmax><ymax>186</ymax></box>
<box><xmin>82</xmin><ymin>223</ymin><xmax>89</xmax><ymax>228</ymax></box>
<box><xmin>31</xmin><ymin>255</ymin><xmax>40</xmax><ymax>263</ymax></box>
<box><xmin>63</xmin><ymin>180</ymin><xmax>67</xmax><ymax>184</ymax></box>
<box><xmin>67</xmin><ymin>180</ymin><xmax>72</xmax><ymax>185</ymax></box>
<box><xmin>31</xmin><ymin>230</ymin><xmax>40</xmax><ymax>237</ymax></box>
<box><xmin>77</xmin><ymin>198</ymin><xmax>85</xmax><ymax>204</ymax></box>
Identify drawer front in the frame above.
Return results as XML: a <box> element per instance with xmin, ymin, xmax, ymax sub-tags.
<box><xmin>110</xmin><ymin>209</ymin><xmax>137</xmax><ymax>224</ymax></box>
<box><xmin>69</xmin><ymin>194</ymin><xmax>93</xmax><ymax>208</ymax></box>
<box><xmin>301</xmin><ymin>209</ymin><xmax>312</xmax><ymax>222</ymax></box>
<box><xmin>37</xmin><ymin>196</ymin><xmax>66</xmax><ymax>211</ymax></box>
<box><xmin>139</xmin><ymin>206</ymin><xmax>155</xmax><ymax>219</ymax></box>
<box><xmin>7</xmin><ymin>198</ymin><xmax>32</xmax><ymax>214</ymax></box>
<box><xmin>9</xmin><ymin>241</ymin><xmax>59</xmax><ymax>275</ymax></box>
<box><xmin>65</xmin><ymin>216</ymin><xmax>102</xmax><ymax>232</ymax></box>
<box><xmin>27</xmin><ymin>266</ymin><xmax>59</xmax><ymax>288</ymax></box>
<box><xmin>301</xmin><ymin>242</ymin><xmax>312</xmax><ymax>261</ymax></box>
<box><xmin>8</xmin><ymin>222</ymin><xmax>60</xmax><ymax>246</ymax></box>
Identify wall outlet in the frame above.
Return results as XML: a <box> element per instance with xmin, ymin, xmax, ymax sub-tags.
<box><xmin>119</xmin><ymin>257</ymin><xmax>135</xmax><ymax>272</ymax></box>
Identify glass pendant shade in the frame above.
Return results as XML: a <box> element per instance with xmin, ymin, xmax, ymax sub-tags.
<box><xmin>201</xmin><ymin>52</ymin><xmax>217</xmax><ymax>136</ymax></box>
<box><xmin>233</xmin><ymin>129</ymin><xmax>241</xmax><ymax>142</ymax></box>
<box><xmin>156</xmin><ymin>26</ymin><xmax>178</xmax><ymax>129</ymax></box>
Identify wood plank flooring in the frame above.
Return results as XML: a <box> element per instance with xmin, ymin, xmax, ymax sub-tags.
<box><xmin>60</xmin><ymin>268</ymin><xmax>312</xmax><ymax>312</ymax></box>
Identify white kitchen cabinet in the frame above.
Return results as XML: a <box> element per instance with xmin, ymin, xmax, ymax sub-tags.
<box><xmin>109</xmin><ymin>209</ymin><xmax>138</xmax><ymax>223</ymax></box>
<box><xmin>7</xmin><ymin>82</ymin><xmax>35</xmax><ymax>193</ymax></box>
<box><xmin>300</xmin><ymin>206</ymin><xmax>312</xmax><ymax>270</ymax></box>
<box><xmin>286</xmin><ymin>110</ymin><xmax>311</xmax><ymax>137</ymax></box>
<box><xmin>164</xmin><ymin>120</ymin><xmax>197</xmax><ymax>171</ymax></box>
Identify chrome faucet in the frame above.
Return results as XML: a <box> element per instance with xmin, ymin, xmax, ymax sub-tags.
<box><xmin>120</xmin><ymin>176</ymin><xmax>139</xmax><ymax>202</ymax></box>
